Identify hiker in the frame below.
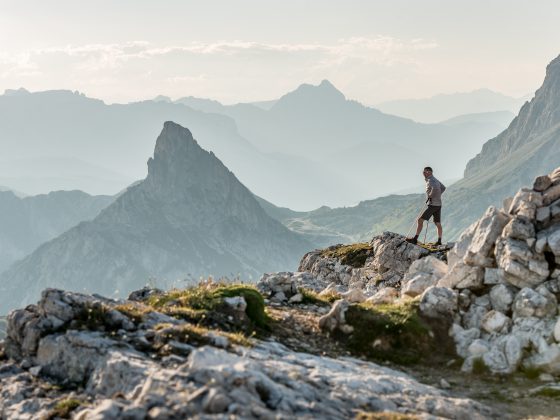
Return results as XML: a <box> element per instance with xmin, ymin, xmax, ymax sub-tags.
<box><xmin>406</xmin><ymin>166</ymin><xmax>446</xmax><ymax>246</ymax></box>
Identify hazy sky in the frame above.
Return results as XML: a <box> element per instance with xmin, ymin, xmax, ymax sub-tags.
<box><xmin>1</xmin><ymin>0</ymin><xmax>559</xmax><ymax>104</ymax></box>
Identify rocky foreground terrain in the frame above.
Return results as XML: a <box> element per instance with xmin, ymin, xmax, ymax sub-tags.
<box><xmin>2</xmin><ymin>167</ymin><xmax>560</xmax><ymax>419</ymax></box>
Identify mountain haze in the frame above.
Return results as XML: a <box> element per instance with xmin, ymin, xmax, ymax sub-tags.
<box><xmin>0</xmin><ymin>190</ymin><xmax>114</xmax><ymax>272</ymax></box>
<box><xmin>0</xmin><ymin>122</ymin><xmax>311</xmax><ymax>314</ymax></box>
<box><xmin>175</xmin><ymin>80</ymin><xmax>511</xmax><ymax>204</ymax></box>
<box><xmin>263</xmin><ymin>55</ymin><xmax>560</xmax><ymax>242</ymax></box>
<box><xmin>376</xmin><ymin>89</ymin><xmax>527</xmax><ymax>123</ymax></box>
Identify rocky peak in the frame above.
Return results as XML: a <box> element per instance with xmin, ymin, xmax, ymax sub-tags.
<box><xmin>271</xmin><ymin>79</ymin><xmax>346</xmax><ymax>112</ymax></box>
<box><xmin>464</xmin><ymin>54</ymin><xmax>560</xmax><ymax>178</ymax></box>
<box><xmin>143</xmin><ymin>121</ymin><xmax>246</xmax><ymax>204</ymax></box>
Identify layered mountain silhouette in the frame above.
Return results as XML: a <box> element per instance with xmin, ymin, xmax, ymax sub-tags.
<box><xmin>0</xmin><ymin>122</ymin><xmax>311</xmax><ymax>314</ymax></box>
<box><xmin>0</xmin><ymin>190</ymin><xmax>114</xmax><ymax>272</ymax></box>
<box><xmin>376</xmin><ymin>88</ymin><xmax>526</xmax><ymax>123</ymax></box>
<box><xmin>262</xmin><ymin>55</ymin><xmax>560</xmax><ymax>242</ymax></box>
<box><xmin>174</xmin><ymin>80</ymin><xmax>511</xmax><ymax>204</ymax></box>
<box><xmin>0</xmin><ymin>89</ymin><xmax>353</xmax><ymax>209</ymax></box>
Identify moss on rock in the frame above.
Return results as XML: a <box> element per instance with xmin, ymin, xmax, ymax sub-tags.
<box><xmin>320</xmin><ymin>243</ymin><xmax>373</xmax><ymax>268</ymax></box>
<box><xmin>334</xmin><ymin>300</ymin><xmax>447</xmax><ymax>365</ymax></box>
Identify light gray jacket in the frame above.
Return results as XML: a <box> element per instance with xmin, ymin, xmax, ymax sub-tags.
<box><xmin>425</xmin><ymin>175</ymin><xmax>446</xmax><ymax>206</ymax></box>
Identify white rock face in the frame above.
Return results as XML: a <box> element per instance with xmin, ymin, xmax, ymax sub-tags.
<box><xmin>441</xmin><ymin>167</ymin><xmax>560</xmax><ymax>374</ymax></box>
<box><xmin>340</xmin><ymin>288</ymin><xmax>366</xmax><ymax>303</ymax></box>
<box><xmin>463</xmin><ymin>206</ymin><xmax>509</xmax><ymax>267</ymax></box>
<box><xmin>512</xmin><ymin>287</ymin><xmax>558</xmax><ymax>319</ymax></box>
<box><xmin>489</xmin><ymin>284</ymin><xmax>517</xmax><ymax>313</ymax></box>
<box><xmin>318</xmin><ymin>299</ymin><xmax>353</xmax><ymax>334</ymax></box>
<box><xmin>0</xmin><ymin>289</ymin><xmax>493</xmax><ymax>419</ymax></box>
<box><xmin>366</xmin><ymin>287</ymin><xmax>398</xmax><ymax>305</ymax></box>
<box><xmin>401</xmin><ymin>256</ymin><xmax>447</xmax><ymax>297</ymax></box>
<box><xmin>480</xmin><ymin>310</ymin><xmax>512</xmax><ymax>334</ymax></box>
<box><xmin>419</xmin><ymin>287</ymin><xmax>458</xmax><ymax>319</ymax></box>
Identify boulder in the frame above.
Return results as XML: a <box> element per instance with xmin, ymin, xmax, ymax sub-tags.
<box><xmin>419</xmin><ymin>287</ymin><xmax>458</xmax><ymax>319</ymax></box>
<box><xmin>438</xmin><ymin>262</ymin><xmax>484</xmax><ymax>290</ymax></box>
<box><xmin>318</xmin><ymin>300</ymin><xmax>353</xmax><ymax>334</ymax></box>
<box><xmin>480</xmin><ymin>310</ymin><xmax>512</xmax><ymax>334</ymax></box>
<box><xmin>502</xmin><ymin>216</ymin><xmax>536</xmax><ymax>241</ymax></box>
<box><xmin>512</xmin><ymin>287</ymin><xmax>558</xmax><ymax>319</ymax></box>
<box><xmin>401</xmin><ymin>256</ymin><xmax>447</xmax><ymax>297</ymax></box>
<box><xmin>489</xmin><ymin>284</ymin><xmax>517</xmax><ymax>313</ymax></box>
<box><xmin>366</xmin><ymin>287</ymin><xmax>398</xmax><ymax>305</ymax></box>
<box><xmin>467</xmin><ymin>339</ymin><xmax>490</xmax><ymax>357</ymax></box>
<box><xmin>464</xmin><ymin>207</ymin><xmax>509</xmax><ymax>267</ymax></box>
<box><xmin>447</xmin><ymin>220</ymin><xmax>479</xmax><ymax>269</ymax></box>
<box><xmin>340</xmin><ymin>288</ymin><xmax>366</xmax><ymax>303</ymax></box>
<box><xmin>450</xmin><ymin>324</ymin><xmax>480</xmax><ymax>358</ymax></box>
<box><xmin>483</xmin><ymin>268</ymin><xmax>505</xmax><ymax>285</ymax></box>
<box><xmin>369</xmin><ymin>232</ymin><xmax>430</xmax><ymax>281</ymax></box>
<box><xmin>533</xmin><ymin>175</ymin><xmax>553</xmax><ymax>192</ymax></box>
<box><xmin>495</xmin><ymin>237</ymin><xmax>549</xmax><ymax>288</ymax></box>
<box><xmin>257</xmin><ymin>272</ymin><xmax>298</xmax><ymax>302</ymax></box>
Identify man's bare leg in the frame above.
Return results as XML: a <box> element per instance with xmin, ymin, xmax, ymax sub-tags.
<box><xmin>415</xmin><ymin>218</ymin><xmax>425</xmax><ymax>236</ymax></box>
<box><xmin>435</xmin><ymin>222</ymin><xmax>442</xmax><ymax>245</ymax></box>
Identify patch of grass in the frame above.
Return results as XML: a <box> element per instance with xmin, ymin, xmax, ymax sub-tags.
<box><xmin>146</xmin><ymin>283</ymin><xmax>270</xmax><ymax>330</ymax></box>
<box><xmin>299</xmin><ymin>288</ymin><xmax>340</xmax><ymax>305</ymax></box>
<box><xmin>472</xmin><ymin>357</ymin><xmax>490</xmax><ymax>375</ymax></box>
<box><xmin>114</xmin><ymin>302</ymin><xmax>153</xmax><ymax>323</ymax></box>
<box><xmin>212</xmin><ymin>285</ymin><xmax>269</xmax><ymax>329</ymax></box>
<box><xmin>534</xmin><ymin>387</ymin><xmax>560</xmax><ymax>399</ymax></box>
<box><xmin>340</xmin><ymin>300</ymin><xmax>434</xmax><ymax>365</ymax></box>
<box><xmin>321</xmin><ymin>243</ymin><xmax>372</xmax><ymax>268</ymax></box>
<box><xmin>520</xmin><ymin>365</ymin><xmax>544</xmax><ymax>380</ymax></box>
<box><xmin>154</xmin><ymin>322</ymin><xmax>252</xmax><ymax>348</ymax></box>
<box><xmin>43</xmin><ymin>398</ymin><xmax>82</xmax><ymax>419</ymax></box>
<box><xmin>74</xmin><ymin>302</ymin><xmax>113</xmax><ymax>331</ymax></box>
<box><xmin>356</xmin><ymin>412</ymin><xmax>420</xmax><ymax>420</ymax></box>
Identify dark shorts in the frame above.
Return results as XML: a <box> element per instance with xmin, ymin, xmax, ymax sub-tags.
<box><xmin>421</xmin><ymin>205</ymin><xmax>442</xmax><ymax>223</ymax></box>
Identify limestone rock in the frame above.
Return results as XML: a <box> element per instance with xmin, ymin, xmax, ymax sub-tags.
<box><xmin>366</xmin><ymin>287</ymin><xmax>398</xmax><ymax>305</ymax></box>
<box><xmin>438</xmin><ymin>261</ymin><xmax>484</xmax><ymax>290</ymax></box>
<box><xmin>401</xmin><ymin>256</ymin><xmax>448</xmax><ymax>298</ymax></box>
<box><xmin>464</xmin><ymin>207</ymin><xmax>509</xmax><ymax>267</ymax></box>
<box><xmin>450</xmin><ymin>324</ymin><xmax>480</xmax><ymax>358</ymax></box>
<box><xmin>480</xmin><ymin>310</ymin><xmax>512</xmax><ymax>334</ymax></box>
<box><xmin>318</xmin><ymin>300</ymin><xmax>353</xmax><ymax>334</ymax></box>
<box><xmin>512</xmin><ymin>287</ymin><xmax>558</xmax><ymax>319</ymax></box>
<box><xmin>489</xmin><ymin>284</ymin><xmax>517</xmax><ymax>313</ymax></box>
<box><xmin>534</xmin><ymin>175</ymin><xmax>553</xmax><ymax>192</ymax></box>
<box><xmin>495</xmin><ymin>237</ymin><xmax>549</xmax><ymax>288</ymax></box>
<box><xmin>340</xmin><ymin>288</ymin><xmax>366</xmax><ymax>303</ymax></box>
<box><xmin>447</xmin><ymin>220</ymin><xmax>478</xmax><ymax>269</ymax></box>
<box><xmin>419</xmin><ymin>287</ymin><xmax>458</xmax><ymax>319</ymax></box>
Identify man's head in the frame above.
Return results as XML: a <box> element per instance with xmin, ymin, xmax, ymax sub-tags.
<box><xmin>423</xmin><ymin>166</ymin><xmax>433</xmax><ymax>178</ymax></box>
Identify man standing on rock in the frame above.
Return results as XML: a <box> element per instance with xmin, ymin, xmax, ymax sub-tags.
<box><xmin>406</xmin><ymin>166</ymin><xmax>446</xmax><ymax>246</ymax></box>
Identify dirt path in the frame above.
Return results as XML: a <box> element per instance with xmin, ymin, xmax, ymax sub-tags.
<box><xmin>266</xmin><ymin>303</ymin><xmax>560</xmax><ymax>420</ymax></box>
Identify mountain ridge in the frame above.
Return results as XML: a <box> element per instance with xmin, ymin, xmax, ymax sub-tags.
<box><xmin>0</xmin><ymin>122</ymin><xmax>312</xmax><ymax>314</ymax></box>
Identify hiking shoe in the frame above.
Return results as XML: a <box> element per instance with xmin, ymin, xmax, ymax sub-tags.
<box><xmin>405</xmin><ymin>237</ymin><xmax>418</xmax><ymax>244</ymax></box>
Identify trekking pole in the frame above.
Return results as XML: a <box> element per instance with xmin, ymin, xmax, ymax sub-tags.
<box><xmin>423</xmin><ymin>219</ymin><xmax>430</xmax><ymax>244</ymax></box>
<box><xmin>405</xmin><ymin>202</ymin><xmax>428</xmax><ymax>238</ymax></box>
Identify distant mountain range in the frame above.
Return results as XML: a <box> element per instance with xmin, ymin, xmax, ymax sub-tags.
<box><xmin>0</xmin><ymin>81</ymin><xmax>512</xmax><ymax>210</ymax></box>
<box><xmin>172</xmin><ymin>80</ymin><xmax>514</xmax><ymax>207</ymax></box>
<box><xmin>376</xmin><ymin>88</ymin><xmax>528</xmax><ymax>124</ymax></box>
<box><xmin>0</xmin><ymin>122</ymin><xmax>311</xmax><ymax>314</ymax></box>
<box><xmin>0</xmin><ymin>190</ymin><xmax>113</xmax><ymax>272</ymax></box>
<box><xmin>260</xmin><ymin>55</ymin><xmax>560</xmax><ymax>243</ymax></box>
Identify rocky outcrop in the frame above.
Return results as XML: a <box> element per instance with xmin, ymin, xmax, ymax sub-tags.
<box><xmin>0</xmin><ymin>121</ymin><xmax>312</xmax><ymax>314</ymax></box>
<box><xmin>282</xmin><ymin>233</ymin><xmax>450</xmax><ymax>301</ymax></box>
<box><xmin>431</xmin><ymin>167</ymin><xmax>560</xmax><ymax>374</ymax></box>
<box><xmin>0</xmin><ymin>288</ymin><xmax>492</xmax><ymax>419</ymax></box>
